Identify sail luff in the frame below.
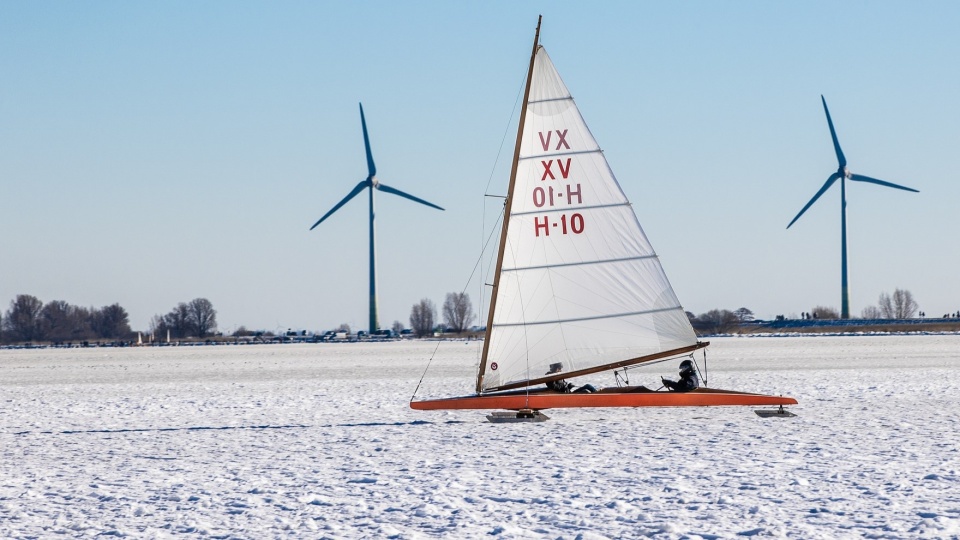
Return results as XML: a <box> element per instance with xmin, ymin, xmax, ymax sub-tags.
<box><xmin>486</xmin><ymin>342</ymin><xmax>708</xmax><ymax>393</ymax></box>
<box><xmin>476</xmin><ymin>15</ymin><xmax>542</xmax><ymax>394</ymax></box>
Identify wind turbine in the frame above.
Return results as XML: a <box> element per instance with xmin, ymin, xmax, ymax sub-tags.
<box><xmin>787</xmin><ymin>95</ymin><xmax>918</xmax><ymax>319</ymax></box>
<box><xmin>310</xmin><ymin>103</ymin><xmax>444</xmax><ymax>333</ymax></box>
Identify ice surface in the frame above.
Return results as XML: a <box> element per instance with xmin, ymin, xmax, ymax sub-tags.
<box><xmin>2</xmin><ymin>336</ymin><xmax>959</xmax><ymax>538</ymax></box>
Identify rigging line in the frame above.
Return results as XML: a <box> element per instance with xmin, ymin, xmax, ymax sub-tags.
<box><xmin>476</xmin><ymin>206</ymin><xmax>506</xmax><ymax>382</ymax></box>
<box><xmin>477</xmin><ymin>66</ymin><xmax>527</xmax><ymax>382</ymax></box>
<box><xmin>412</xmin><ymin>206</ymin><xmax>505</xmax><ymax>403</ymax></box>
<box><xmin>483</xmin><ymin>66</ymin><xmax>528</xmax><ymax>198</ymax></box>
<box><xmin>702</xmin><ymin>348</ymin><xmax>708</xmax><ymax>386</ymax></box>
<box><xmin>618</xmin><ymin>352</ymin><xmax>699</xmax><ymax>386</ymax></box>
<box><xmin>682</xmin><ymin>352</ymin><xmax>706</xmax><ymax>388</ymax></box>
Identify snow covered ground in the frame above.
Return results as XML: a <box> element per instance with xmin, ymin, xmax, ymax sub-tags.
<box><xmin>2</xmin><ymin>335</ymin><xmax>959</xmax><ymax>538</ymax></box>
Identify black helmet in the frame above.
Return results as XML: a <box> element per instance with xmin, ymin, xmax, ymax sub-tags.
<box><xmin>679</xmin><ymin>359</ymin><xmax>695</xmax><ymax>374</ymax></box>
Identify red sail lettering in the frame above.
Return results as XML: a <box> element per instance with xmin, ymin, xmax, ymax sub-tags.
<box><xmin>538</xmin><ymin>131</ymin><xmax>552</xmax><ymax>152</ymax></box>
<box><xmin>532</xmin><ymin>187</ymin><xmax>545</xmax><ymax>207</ymax></box>
<box><xmin>555</xmin><ymin>129</ymin><xmax>570</xmax><ymax>150</ymax></box>
<box><xmin>534</xmin><ymin>216</ymin><xmax>550</xmax><ymax>237</ymax></box>
<box><xmin>540</xmin><ymin>160</ymin><xmax>555</xmax><ymax>181</ymax></box>
<box><xmin>570</xmin><ymin>213</ymin><xmax>585</xmax><ymax>234</ymax></box>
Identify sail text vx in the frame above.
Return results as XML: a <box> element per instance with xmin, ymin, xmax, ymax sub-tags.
<box><xmin>533</xmin><ymin>130</ymin><xmax>584</xmax><ymax>237</ymax></box>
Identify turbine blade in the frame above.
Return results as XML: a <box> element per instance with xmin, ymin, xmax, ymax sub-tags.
<box><xmin>309</xmin><ymin>180</ymin><xmax>369</xmax><ymax>230</ymax></box>
<box><xmin>359</xmin><ymin>103</ymin><xmax>376</xmax><ymax>178</ymax></box>
<box><xmin>821</xmin><ymin>95</ymin><xmax>847</xmax><ymax>168</ymax></box>
<box><xmin>376</xmin><ymin>182</ymin><xmax>445</xmax><ymax>211</ymax></box>
<box><xmin>786</xmin><ymin>172</ymin><xmax>841</xmax><ymax>229</ymax></box>
<box><xmin>849</xmin><ymin>174</ymin><xmax>919</xmax><ymax>193</ymax></box>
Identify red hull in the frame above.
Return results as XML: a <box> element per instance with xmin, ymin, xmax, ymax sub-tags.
<box><xmin>410</xmin><ymin>387</ymin><xmax>797</xmax><ymax>411</ymax></box>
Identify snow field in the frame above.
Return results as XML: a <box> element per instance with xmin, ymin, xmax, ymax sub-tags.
<box><xmin>2</xmin><ymin>336</ymin><xmax>959</xmax><ymax>538</ymax></box>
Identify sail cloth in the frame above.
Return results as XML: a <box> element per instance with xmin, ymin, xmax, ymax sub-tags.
<box><xmin>481</xmin><ymin>47</ymin><xmax>698</xmax><ymax>393</ymax></box>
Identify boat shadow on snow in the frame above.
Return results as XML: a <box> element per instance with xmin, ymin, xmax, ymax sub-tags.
<box><xmin>12</xmin><ymin>419</ymin><xmax>461</xmax><ymax>436</ymax></box>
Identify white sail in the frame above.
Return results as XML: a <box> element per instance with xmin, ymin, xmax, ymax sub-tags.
<box><xmin>480</xmin><ymin>47</ymin><xmax>698</xmax><ymax>392</ymax></box>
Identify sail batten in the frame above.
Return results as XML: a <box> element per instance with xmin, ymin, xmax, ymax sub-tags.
<box><xmin>519</xmin><ymin>149</ymin><xmax>600</xmax><ymax>161</ymax></box>
<box><xmin>503</xmin><ymin>254</ymin><xmax>659</xmax><ymax>273</ymax></box>
<box><xmin>478</xmin><ymin>43</ymin><xmax>699</xmax><ymax>393</ymax></box>
<box><xmin>510</xmin><ymin>202</ymin><xmax>631</xmax><ymax>217</ymax></box>
<box><xmin>528</xmin><ymin>96</ymin><xmax>575</xmax><ymax>105</ymax></box>
<box><xmin>492</xmin><ymin>306</ymin><xmax>686</xmax><ymax>328</ymax></box>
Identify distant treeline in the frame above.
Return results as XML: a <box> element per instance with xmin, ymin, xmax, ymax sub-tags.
<box><xmin>0</xmin><ymin>294</ymin><xmax>218</xmax><ymax>345</ymax></box>
<box><xmin>688</xmin><ymin>289</ymin><xmax>959</xmax><ymax>336</ymax></box>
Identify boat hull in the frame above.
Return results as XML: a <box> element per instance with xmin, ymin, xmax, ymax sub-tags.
<box><xmin>410</xmin><ymin>387</ymin><xmax>797</xmax><ymax>411</ymax></box>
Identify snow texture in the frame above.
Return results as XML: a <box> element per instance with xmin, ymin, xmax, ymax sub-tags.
<box><xmin>2</xmin><ymin>335</ymin><xmax>959</xmax><ymax>538</ymax></box>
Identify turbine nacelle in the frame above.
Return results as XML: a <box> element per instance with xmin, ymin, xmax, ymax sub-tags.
<box><xmin>787</xmin><ymin>96</ymin><xmax>919</xmax><ymax>230</ymax></box>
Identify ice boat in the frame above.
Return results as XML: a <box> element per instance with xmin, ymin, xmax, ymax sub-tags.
<box><xmin>410</xmin><ymin>17</ymin><xmax>796</xmax><ymax>415</ymax></box>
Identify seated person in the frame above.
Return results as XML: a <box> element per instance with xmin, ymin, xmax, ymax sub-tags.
<box><xmin>545</xmin><ymin>362</ymin><xmax>596</xmax><ymax>393</ymax></box>
<box><xmin>661</xmin><ymin>359</ymin><xmax>700</xmax><ymax>392</ymax></box>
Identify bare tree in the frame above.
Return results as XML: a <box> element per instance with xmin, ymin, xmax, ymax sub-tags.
<box><xmin>696</xmin><ymin>309</ymin><xmax>740</xmax><ymax>335</ymax></box>
<box><xmin>884</xmin><ymin>288</ymin><xmax>918</xmax><ymax>319</ymax></box>
<box><xmin>861</xmin><ymin>305</ymin><xmax>882</xmax><ymax>319</ymax></box>
<box><xmin>878</xmin><ymin>293</ymin><xmax>894</xmax><ymax>319</ymax></box>
<box><xmin>40</xmin><ymin>300</ymin><xmax>75</xmax><ymax>342</ymax></box>
<box><xmin>163</xmin><ymin>302</ymin><xmax>192</xmax><ymax>339</ymax></box>
<box><xmin>410</xmin><ymin>298</ymin><xmax>436</xmax><ymax>338</ymax></box>
<box><xmin>94</xmin><ymin>303</ymin><xmax>131</xmax><ymax>339</ymax></box>
<box><xmin>391</xmin><ymin>320</ymin><xmax>405</xmax><ymax>335</ymax></box>
<box><xmin>72</xmin><ymin>306</ymin><xmax>93</xmax><ymax>340</ymax></box>
<box><xmin>188</xmin><ymin>298</ymin><xmax>217</xmax><ymax>338</ymax></box>
<box><xmin>894</xmin><ymin>289</ymin><xmax>918</xmax><ymax>319</ymax></box>
<box><xmin>442</xmin><ymin>292</ymin><xmax>475</xmax><ymax>333</ymax></box>
<box><xmin>3</xmin><ymin>294</ymin><xmax>44</xmax><ymax>342</ymax></box>
<box><xmin>734</xmin><ymin>307</ymin><xmax>755</xmax><ymax>322</ymax></box>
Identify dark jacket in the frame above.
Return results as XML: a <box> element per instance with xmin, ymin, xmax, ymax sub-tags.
<box><xmin>663</xmin><ymin>370</ymin><xmax>700</xmax><ymax>392</ymax></box>
<box><xmin>546</xmin><ymin>379</ymin><xmax>575</xmax><ymax>393</ymax></box>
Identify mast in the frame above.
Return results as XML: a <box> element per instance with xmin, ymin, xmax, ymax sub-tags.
<box><xmin>840</xmin><ymin>175</ymin><xmax>849</xmax><ymax>319</ymax></box>
<box><xmin>369</xmin><ymin>176</ymin><xmax>380</xmax><ymax>333</ymax></box>
<box><xmin>476</xmin><ymin>15</ymin><xmax>542</xmax><ymax>394</ymax></box>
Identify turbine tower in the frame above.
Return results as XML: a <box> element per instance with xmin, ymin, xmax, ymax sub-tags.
<box><xmin>787</xmin><ymin>95</ymin><xmax>918</xmax><ymax>319</ymax></box>
<box><xmin>310</xmin><ymin>103</ymin><xmax>444</xmax><ymax>333</ymax></box>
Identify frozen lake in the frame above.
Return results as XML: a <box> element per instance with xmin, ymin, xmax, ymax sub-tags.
<box><xmin>2</xmin><ymin>335</ymin><xmax>959</xmax><ymax>538</ymax></box>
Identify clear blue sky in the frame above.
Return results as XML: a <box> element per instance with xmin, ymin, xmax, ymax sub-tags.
<box><xmin>2</xmin><ymin>1</ymin><xmax>958</xmax><ymax>333</ymax></box>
